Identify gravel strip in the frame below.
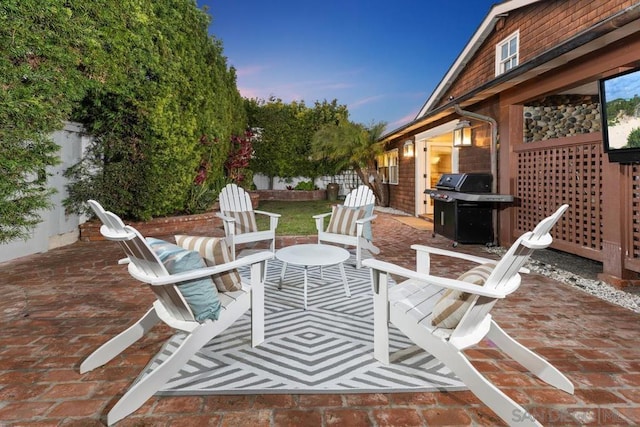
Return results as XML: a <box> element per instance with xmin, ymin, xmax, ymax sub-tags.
<box><xmin>374</xmin><ymin>207</ymin><xmax>640</xmax><ymax>313</ymax></box>
<box><xmin>485</xmin><ymin>246</ymin><xmax>640</xmax><ymax>313</ymax></box>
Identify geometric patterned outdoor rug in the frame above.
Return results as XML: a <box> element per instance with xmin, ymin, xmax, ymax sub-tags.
<box><xmin>137</xmin><ymin>250</ymin><xmax>466</xmax><ymax>395</ymax></box>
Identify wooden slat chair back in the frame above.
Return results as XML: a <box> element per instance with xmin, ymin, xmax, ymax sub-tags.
<box><xmin>363</xmin><ymin>204</ymin><xmax>571</xmax><ymax>427</ymax></box>
<box><xmin>217</xmin><ymin>183</ymin><xmax>280</xmax><ymax>258</ymax></box>
<box><xmin>218</xmin><ymin>182</ymin><xmax>253</xmax><ymax>211</ymax></box>
<box><xmin>343</xmin><ymin>184</ymin><xmax>375</xmax><ymax>207</ymax></box>
<box><xmin>88</xmin><ymin>200</ymin><xmax>194</xmax><ymax>322</ymax></box>
<box><xmin>81</xmin><ymin>200</ymin><xmax>272</xmax><ymax>425</ymax></box>
<box><xmin>448</xmin><ymin>204</ymin><xmax>567</xmax><ymax>349</ymax></box>
<box><xmin>314</xmin><ymin>185</ymin><xmax>380</xmax><ymax>268</ymax></box>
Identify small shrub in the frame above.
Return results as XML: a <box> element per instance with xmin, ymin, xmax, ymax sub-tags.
<box><xmin>626</xmin><ymin>127</ymin><xmax>640</xmax><ymax>148</ymax></box>
<box><xmin>294</xmin><ymin>181</ymin><xmax>317</xmax><ymax>191</ymax></box>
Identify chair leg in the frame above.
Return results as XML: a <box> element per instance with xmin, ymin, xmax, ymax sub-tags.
<box><xmin>356</xmin><ymin>239</ymin><xmax>380</xmax><ymax>268</ymax></box>
<box><xmin>106</xmin><ymin>324</ymin><xmax>220</xmax><ymax>426</ymax></box>
<box><xmin>401</xmin><ymin>327</ymin><xmax>543</xmax><ymax>426</ymax></box>
<box><xmin>229</xmin><ymin>238</ymin><xmax>236</xmax><ymax>261</ymax></box>
<box><xmin>394</xmin><ymin>315</ymin><xmax>544</xmax><ymax>426</ymax></box>
<box><xmin>338</xmin><ymin>262</ymin><xmax>351</xmax><ymax>298</ymax></box>
<box><xmin>303</xmin><ymin>266</ymin><xmax>309</xmax><ymax>310</ymax></box>
<box><xmin>487</xmin><ymin>320</ymin><xmax>574</xmax><ymax>393</ymax></box>
<box><xmin>438</xmin><ymin>345</ymin><xmax>543</xmax><ymax>427</ymax></box>
<box><xmin>278</xmin><ymin>262</ymin><xmax>287</xmax><ymax>290</ymax></box>
<box><xmin>250</xmin><ymin>261</ymin><xmax>265</xmax><ymax>347</ymax></box>
<box><xmin>372</xmin><ymin>271</ymin><xmax>390</xmax><ymax>365</ymax></box>
<box><xmin>363</xmin><ymin>239</ymin><xmax>381</xmax><ymax>255</ymax></box>
<box><xmin>80</xmin><ymin>307</ymin><xmax>160</xmax><ymax>374</ymax></box>
<box><xmin>355</xmin><ymin>244</ymin><xmax>362</xmax><ymax>269</ymax></box>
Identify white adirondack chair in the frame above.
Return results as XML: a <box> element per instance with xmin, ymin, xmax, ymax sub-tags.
<box><xmin>363</xmin><ymin>205</ymin><xmax>572</xmax><ymax>427</ymax></box>
<box><xmin>314</xmin><ymin>185</ymin><xmax>380</xmax><ymax>268</ymax></box>
<box><xmin>81</xmin><ymin>201</ymin><xmax>272</xmax><ymax>426</ymax></box>
<box><xmin>217</xmin><ymin>183</ymin><xmax>281</xmax><ymax>258</ymax></box>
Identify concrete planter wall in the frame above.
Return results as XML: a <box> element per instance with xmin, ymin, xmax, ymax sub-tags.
<box><xmin>524</xmin><ymin>94</ymin><xmax>600</xmax><ymax>142</ymax></box>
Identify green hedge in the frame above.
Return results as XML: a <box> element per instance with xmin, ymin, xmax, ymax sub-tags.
<box><xmin>1</xmin><ymin>0</ymin><xmax>246</xmax><ymax>244</ymax></box>
<box><xmin>65</xmin><ymin>0</ymin><xmax>246</xmax><ymax>220</ymax></box>
<box><xmin>1</xmin><ymin>0</ymin><xmax>91</xmax><ymax>242</ymax></box>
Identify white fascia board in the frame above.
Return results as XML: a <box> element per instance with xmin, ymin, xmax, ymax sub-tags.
<box><xmin>416</xmin><ymin>0</ymin><xmax>544</xmax><ymax>119</ymax></box>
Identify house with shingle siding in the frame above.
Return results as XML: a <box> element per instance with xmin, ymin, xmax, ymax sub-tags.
<box><xmin>379</xmin><ymin>0</ymin><xmax>640</xmax><ymax>287</ymax></box>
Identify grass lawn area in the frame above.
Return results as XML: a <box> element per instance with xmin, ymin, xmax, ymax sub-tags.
<box><xmin>254</xmin><ymin>200</ymin><xmax>336</xmax><ymax>235</ymax></box>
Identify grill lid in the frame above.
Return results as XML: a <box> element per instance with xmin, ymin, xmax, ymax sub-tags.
<box><xmin>435</xmin><ymin>173</ymin><xmax>492</xmax><ymax>193</ymax></box>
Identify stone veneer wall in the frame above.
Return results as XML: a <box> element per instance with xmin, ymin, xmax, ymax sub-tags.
<box><xmin>524</xmin><ymin>94</ymin><xmax>600</xmax><ymax>142</ymax></box>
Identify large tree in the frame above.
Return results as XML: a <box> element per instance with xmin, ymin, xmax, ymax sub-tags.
<box><xmin>311</xmin><ymin>121</ymin><xmax>388</xmax><ymax>205</ymax></box>
<box><xmin>246</xmin><ymin>97</ymin><xmax>348</xmax><ymax>188</ymax></box>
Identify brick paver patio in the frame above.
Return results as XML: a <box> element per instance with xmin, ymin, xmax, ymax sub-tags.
<box><xmin>1</xmin><ymin>211</ymin><xmax>639</xmax><ymax>426</ymax></box>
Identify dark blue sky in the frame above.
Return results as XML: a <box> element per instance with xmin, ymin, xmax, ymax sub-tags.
<box><xmin>198</xmin><ymin>1</ymin><xmax>498</xmax><ymax>129</ymax></box>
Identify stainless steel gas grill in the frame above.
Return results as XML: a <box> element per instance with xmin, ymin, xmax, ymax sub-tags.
<box><xmin>426</xmin><ymin>173</ymin><xmax>513</xmax><ymax>246</ymax></box>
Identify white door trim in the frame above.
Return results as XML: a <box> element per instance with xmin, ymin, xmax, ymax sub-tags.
<box><xmin>414</xmin><ymin>121</ymin><xmax>459</xmax><ymax>216</ymax></box>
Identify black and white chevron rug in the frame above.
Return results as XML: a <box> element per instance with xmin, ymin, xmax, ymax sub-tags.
<box><xmin>138</xmin><ymin>251</ymin><xmax>465</xmax><ymax>395</ymax></box>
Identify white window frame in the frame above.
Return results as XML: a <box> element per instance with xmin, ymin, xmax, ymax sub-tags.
<box><xmin>388</xmin><ymin>149</ymin><xmax>398</xmax><ymax>184</ymax></box>
<box><xmin>495</xmin><ymin>30</ymin><xmax>519</xmax><ymax>76</ymax></box>
<box><xmin>377</xmin><ymin>149</ymin><xmax>399</xmax><ymax>185</ymax></box>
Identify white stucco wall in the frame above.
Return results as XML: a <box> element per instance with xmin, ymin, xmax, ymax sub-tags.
<box><xmin>253</xmin><ymin>171</ymin><xmax>361</xmax><ymax>196</ymax></box>
<box><xmin>0</xmin><ymin>122</ymin><xmax>91</xmax><ymax>264</ymax></box>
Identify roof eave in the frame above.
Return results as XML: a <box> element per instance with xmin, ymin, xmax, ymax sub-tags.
<box><xmin>381</xmin><ymin>1</ymin><xmax>640</xmax><ymax>144</ymax></box>
<box><xmin>415</xmin><ymin>0</ymin><xmax>544</xmax><ymax>119</ymax></box>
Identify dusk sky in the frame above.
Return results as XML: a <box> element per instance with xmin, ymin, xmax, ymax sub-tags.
<box><xmin>198</xmin><ymin>1</ymin><xmax>499</xmax><ymax>131</ymax></box>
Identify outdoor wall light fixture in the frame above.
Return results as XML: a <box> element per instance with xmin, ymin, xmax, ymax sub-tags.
<box><xmin>403</xmin><ymin>140</ymin><xmax>415</xmax><ymax>157</ymax></box>
<box><xmin>453</xmin><ymin>120</ymin><xmax>472</xmax><ymax>147</ymax></box>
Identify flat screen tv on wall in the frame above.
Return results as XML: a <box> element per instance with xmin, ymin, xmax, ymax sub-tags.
<box><xmin>600</xmin><ymin>67</ymin><xmax>640</xmax><ymax>163</ymax></box>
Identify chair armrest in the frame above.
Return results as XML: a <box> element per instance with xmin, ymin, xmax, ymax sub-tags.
<box><xmin>313</xmin><ymin>212</ymin><xmax>332</xmax><ymax>232</ymax></box>
<box><xmin>362</xmin><ymin>259</ymin><xmax>506</xmax><ymax>299</ymax></box>
<box><xmin>312</xmin><ymin>212</ymin><xmax>332</xmax><ymax>220</ymax></box>
<box><xmin>409</xmin><ymin>244</ymin><xmax>530</xmax><ymax>274</ymax></box>
<box><xmin>354</xmin><ymin>215</ymin><xmax>377</xmax><ymax>239</ymax></box>
<box><xmin>216</xmin><ymin>212</ymin><xmax>237</xmax><ymax>236</ymax></box>
<box><xmin>410</xmin><ymin>244</ymin><xmax>497</xmax><ymax>265</ymax></box>
<box><xmin>355</xmin><ymin>214</ymin><xmax>377</xmax><ymax>225</ymax></box>
<box><xmin>131</xmin><ymin>251</ymin><xmax>274</xmax><ymax>286</ymax></box>
<box><xmin>254</xmin><ymin>210</ymin><xmax>280</xmax><ymax>231</ymax></box>
<box><xmin>254</xmin><ymin>210</ymin><xmax>281</xmax><ymax>218</ymax></box>
<box><xmin>216</xmin><ymin>212</ymin><xmax>236</xmax><ymax>223</ymax></box>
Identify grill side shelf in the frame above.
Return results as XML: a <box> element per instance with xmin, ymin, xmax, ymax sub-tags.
<box><xmin>426</xmin><ymin>189</ymin><xmax>514</xmax><ymax>203</ymax></box>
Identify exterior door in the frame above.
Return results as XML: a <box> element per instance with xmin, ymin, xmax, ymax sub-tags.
<box><xmin>414</xmin><ymin>121</ymin><xmax>458</xmax><ymax>217</ymax></box>
<box><xmin>424</xmin><ymin>141</ymin><xmax>453</xmax><ymax>215</ymax></box>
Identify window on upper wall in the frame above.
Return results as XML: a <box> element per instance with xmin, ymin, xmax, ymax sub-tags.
<box><xmin>495</xmin><ymin>30</ymin><xmax>519</xmax><ymax>76</ymax></box>
<box><xmin>376</xmin><ymin>149</ymin><xmax>399</xmax><ymax>185</ymax></box>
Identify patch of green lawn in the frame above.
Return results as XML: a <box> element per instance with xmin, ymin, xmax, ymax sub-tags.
<box><xmin>254</xmin><ymin>200</ymin><xmax>336</xmax><ymax>235</ymax></box>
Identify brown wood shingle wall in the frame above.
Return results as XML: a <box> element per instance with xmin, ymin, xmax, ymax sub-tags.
<box><xmin>437</xmin><ymin>0</ymin><xmax>636</xmax><ymax>108</ymax></box>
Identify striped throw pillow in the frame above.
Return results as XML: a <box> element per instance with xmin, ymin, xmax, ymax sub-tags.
<box><xmin>175</xmin><ymin>235</ymin><xmax>243</xmax><ymax>292</ymax></box>
<box><xmin>224</xmin><ymin>210</ymin><xmax>257</xmax><ymax>234</ymax></box>
<box><xmin>430</xmin><ymin>263</ymin><xmax>495</xmax><ymax>329</ymax></box>
<box><xmin>326</xmin><ymin>205</ymin><xmax>366</xmax><ymax>236</ymax></box>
